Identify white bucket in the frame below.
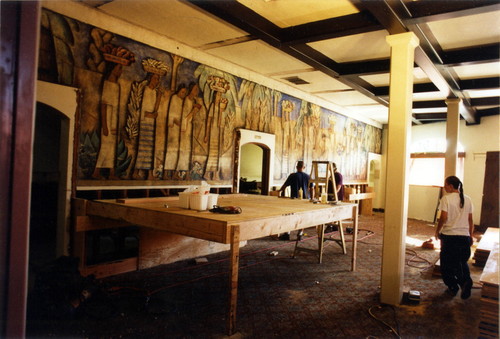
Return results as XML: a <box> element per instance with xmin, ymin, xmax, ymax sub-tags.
<box><xmin>190</xmin><ymin>194</ymin><xmax>208</xmax><ymax>211</ymax></box>
<box><xmin>178</xmin><ymin>192</ymin><xmax>191</xmax><ymax>209</ymax></box>
<box><xmin>207</xmin><ymin>193</ymin><xmax>219</xmax><ymax>209</ymax></box>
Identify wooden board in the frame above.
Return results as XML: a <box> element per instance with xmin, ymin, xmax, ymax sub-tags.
<box><xmin>480</xmin><ymin>242</ymin><xmax>499</xmax><ymax>286</ymax></box>
<box><xmin>474</xmin><ymin>228</ymin><xmax>499</xmax><ymax>267</ymax></box>
<box><xmin>479</xmin><ymin>243</ymin><xmax>499</xmax><ymax>339</ymax></box>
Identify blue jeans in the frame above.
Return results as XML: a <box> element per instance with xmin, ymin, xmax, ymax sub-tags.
<box><xmin>439</xmin><ymin>234</ymin><xmax>472</xmax><ymax>289</ymax></box>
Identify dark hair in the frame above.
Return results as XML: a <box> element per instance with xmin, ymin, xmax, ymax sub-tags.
<box><xmin>446</xmin><ymin>176</ymin><xmax>464</xmax><ymax>208</ymax></box>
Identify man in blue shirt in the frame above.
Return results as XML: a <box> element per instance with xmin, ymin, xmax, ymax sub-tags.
<box><xmin>279</xmin><ymin>160</ymin><xmax>311</xmax><ymax>199</ymax></box>
<box><xmin>278</xmin><ymin>161</ymin><xmax>312</xmax><ymax>240</ymax></box>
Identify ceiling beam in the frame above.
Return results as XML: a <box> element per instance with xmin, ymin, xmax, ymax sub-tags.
<box><xmin>477</xmin><ymin>107</ymin><xmax>500</xmax><ymax>117</ymax></box>
<box><xmin>442</xmin><ymin>43</ymin><xmax>500</xmax><ymax>67</ymax></box>
<box><xmin>471</xmin><ymin>97</ymin><xmax>500</xmax><ymax>107</ymax></box>
<box><xmin>412</xmin><ymin>112</ymin><xmax>448</xmax><ymax>121</ymax></box>
<box><xmin>339</xmin><ymin>43</ymin><xmax>499</xmax><ymax>77</ymax></box>
<box><xmin>373</xmin><ymin>82</ymin><xmax>440</xmax><ymax>97</ymax></box>
<box><xmin>413</xmin><ymin>100</ymin><xmax>447</xmax><ymax>109</ymax></box>
<box><xmin>357</xmin><ymin>0</ymin><xmax>478</xmax><ymax>123</ymax></box>
<box><xmin>460</xmin><ymin>77</ymin><xmax>500</xmax><ymax>90</ymax></box>
<box><xmin>404</xmin><ymin>1</ymin><xmax>500</xmax><ymax>24</ymax></box>
<box><xmin>280</xmin><ymin>12</ymin><xmax>382</xmax><ymax>45</ymax></box>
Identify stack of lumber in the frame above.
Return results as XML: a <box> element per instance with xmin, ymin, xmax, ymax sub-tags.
<box><xmin>474</xmin><ymin>228</ymin><xmax>499</xmax><ymax>267</ymax></box>
<box><xmin>479</xmin><ymin>243</ymin><xmax>499</xmax><ymax>339</ymax></box>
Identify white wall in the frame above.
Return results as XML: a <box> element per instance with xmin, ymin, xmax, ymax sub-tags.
<box><xmin>408</xmin><ymin>185</ymin><xmax>442</xmax><ymax>222</ymax></box>
<box><xmin>409</xmin><ymin>115</ymin><xmax>499</xmax><ymax>223</ymax></box>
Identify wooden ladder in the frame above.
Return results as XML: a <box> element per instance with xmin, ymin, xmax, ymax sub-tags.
<box><xmin>309</xmin><ymin>160</ymin><xmax>338</xmax><ymax>202</ymax></box>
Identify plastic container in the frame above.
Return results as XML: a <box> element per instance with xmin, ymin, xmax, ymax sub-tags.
<box><xmin>321</xmin><ymin>192</ymin><xmax>328</xmax><ymax>204</ymax></box>
<box><xmin>207</xmin><ymin>193</ymin><xmax>219</xmax><ymax>209</ymax></box>
<box><xmin>190</xmin><ymin>194</ymin><xmax>208</xmax><ymax>211</ymax></box>
<box><xmin>178</xmin><ymin>192</ymin><xmax>191</xmax><ymax>209</ymax></box>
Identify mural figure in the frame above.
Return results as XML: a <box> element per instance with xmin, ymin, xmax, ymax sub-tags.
<box><xmin>195</xmin><ymin>65</ymin><xmax>238</xmax><ymax>180</ymax></box>
<box><xmin>155</xmin><ymin>54</ymin><xmax>184</xmax><ymax>179</ymax></box>
<box><xmin>281</xmin><ymin>99</ymin><xmax>294</xmax><ymax>177</ymax></box>
<box><xmin>92</xmin><ymin>44</ymin><xmax>135</xmax><ymax>179</ymax></box>
<box><xmin>270</xmin><ymin>91</ymin><xmax>283</xmax><ymax>180</ymax></box>
<box><xmin>132</xmin><ymin>58</ymin><xmax>169</xmax><ymax>180</ymax></box>
<box><xmin>191</xmin><ymin>94</ymin><xmax>208</xmax><ymax>177</ymax></box>
<box><xmin>175</xmin><ymin>82</ymin><xmax>201</xmax><ymax>180</ymax></box>
<box><xmin>163</xmin><ymin>84</ymin><xmax>187</xmax><ymax>180</ymax></box>
<box><xmin>239</xmin><ymin>80</ymin><xmax>273</xmax><ymax>134</ymax></box>
<box><xmin>310</xmin><ymin>104</ymin><xmax>323</xmax><ymax>160</ymax></box>
<box><xmin>204</xmin><ymin>76</ymin><xmax>229</xmax><ymax>180</ymax></box>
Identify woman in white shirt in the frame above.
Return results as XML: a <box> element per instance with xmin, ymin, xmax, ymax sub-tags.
<box><xmin>435</xmin><ymin>176</ymin><xmax>474</xmax><ymax>299</ymax></box>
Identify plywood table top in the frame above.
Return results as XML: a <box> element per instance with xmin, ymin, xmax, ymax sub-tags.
<box><xmin>86</xmin><ymin>194</ymin><xmax>357</xmax><ymax>243</ymax></box>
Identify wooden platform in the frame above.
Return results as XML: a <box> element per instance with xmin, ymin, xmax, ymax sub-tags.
<box><xmin>75</xmin><ymin>194</ymin><xmax>358</xmax><ymax>336</ymax></box>
<box><xmin>474</xmin><ymin>228</ymin><xmax>499</xmax><ymax>267</ymax></box>
<box><xmin>479</xmin><ymin>243</ymin><xmax>499</xmax><ymax>338</ymax></box>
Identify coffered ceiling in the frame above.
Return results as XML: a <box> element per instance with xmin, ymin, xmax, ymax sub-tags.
<box><xmin>82</xmin><ymin>0</ymin><xmax>500</xmax><ymax>126</ymax></box>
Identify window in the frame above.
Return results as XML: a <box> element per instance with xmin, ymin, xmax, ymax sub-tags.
<box><xmin>409</xmin><ymin>139</ymin><xmax>465</xmax><ymax>186</ymax></box>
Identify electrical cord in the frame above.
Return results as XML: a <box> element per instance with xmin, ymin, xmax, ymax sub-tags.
<box><xmin>368</xmin><ymin>304</ymin><xmax>401</xmax><ymax>339</ymax></box>
<box><xmin>405</xmin><ymin>248</ymin><xmax>433</xmax><ymax>270</ymax></box>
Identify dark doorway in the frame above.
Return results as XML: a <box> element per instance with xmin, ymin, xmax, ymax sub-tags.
<box><xmin>29</xmin><ymin>103</ymin><xmax>64</xmax><ymax>266</ymax></box>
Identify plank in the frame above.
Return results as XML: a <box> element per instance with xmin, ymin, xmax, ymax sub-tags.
<box><xmin>115</xmin><ymin>196</ymin><xmax>179</xmax><ymax>204</ymax></box>
<box><xmin>480</xmin><ymin>243</ymin><xmax>499</xmax><ymax>286</ymax></box>
<box><xmin>80</xmin><ymin>257</ymin><xmax>138</xmax><ymax>279</ymax></box>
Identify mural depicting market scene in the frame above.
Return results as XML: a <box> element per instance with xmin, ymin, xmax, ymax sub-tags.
<box><xmin>38</xmin><ymin>9</ymin><xmax>382</xmax><ymax>185</ymax></box>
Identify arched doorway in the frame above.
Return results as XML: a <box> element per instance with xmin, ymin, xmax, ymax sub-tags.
<box><xmin>239</xmin><ymin>143</ymin><xmax>270</xmax><ymax>194</ymax></box>
<box><xmin>233</xmin><ymin>129</ymin><xmax>275</xmax><ymax>195</ymax></box>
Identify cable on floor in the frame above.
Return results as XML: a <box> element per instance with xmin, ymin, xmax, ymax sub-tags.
<box><xmin>368</xmin><ymin>304</ymin><xmax>401</xmax><ymax>339</ymax></box>
<box><xmin>405</xmin><ymin>248</ymin><xmax>434</xmax><ymax>270</ymax></box>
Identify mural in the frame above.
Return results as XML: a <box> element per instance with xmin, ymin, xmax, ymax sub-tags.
<box><xmin>38</xmin><ymin>9</ymin><xmax>382</xmax><ymax>184</ymax></box>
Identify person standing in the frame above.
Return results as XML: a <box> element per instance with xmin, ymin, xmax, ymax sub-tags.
<box><xmin>435</xmin><ymin>175</ymin><xmax>474</xmax><ymax>299</ymax></box>
<box><xmin>279</xmin><ymin>160</ymin><xmax>312</xmax><ymax>199</ymax></box>
<box><xmin>277</xmin><ymin>160</ymin><xmax>312</xmax><ymax>241</ymax></box>
<box><xmin>332</xmin><ymin>162</ymin><xmax>344</xmax><ymax>201</ymax></box>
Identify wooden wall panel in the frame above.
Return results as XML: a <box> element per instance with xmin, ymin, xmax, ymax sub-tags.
<box><xmin>480</xmin><ymin>151</ymin><xmax>499</xmax><ymax>229</ymax></box>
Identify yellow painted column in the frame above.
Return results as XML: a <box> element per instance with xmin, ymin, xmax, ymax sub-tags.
<box><xmin>380</xmin><ymin>32</ymin><xmax>419</xmax><ymax>305</ymax></box>
<box><xmin>445</xmin><ymin>98</ymin><xmax>461</xmax><ymax>178</ymax></box>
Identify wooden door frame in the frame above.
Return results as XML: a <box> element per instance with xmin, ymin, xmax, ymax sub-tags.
<box><xmin>1</xmin><ymin>2</ymin><xmax>40</xmax><ymax>337</ymax></box>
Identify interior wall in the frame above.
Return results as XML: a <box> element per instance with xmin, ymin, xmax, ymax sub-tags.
<box><xmin>410</xmin><ymin>115</ymin><xmax>500</xmax><ymax>223</ymax></box>
<box><xmin>408</xmin><ymin>185</ymin><xmax>442</xmax><ymax>222</ymax></box>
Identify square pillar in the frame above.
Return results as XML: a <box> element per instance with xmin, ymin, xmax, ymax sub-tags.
<box><xmin>381</xmin><ymin>32</ymin><xmax>419</xmax><ymax>305</ymax></box>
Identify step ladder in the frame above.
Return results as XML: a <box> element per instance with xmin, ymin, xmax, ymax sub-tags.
<box><xmin>293</xmin><ymin>161</ymin><xmax>346</xmax><ymax>262</ymax></box>
<box><xmin>309</xmin><ymin>161</ymin><xmax>338</xmax><ymax>202</ymax></box>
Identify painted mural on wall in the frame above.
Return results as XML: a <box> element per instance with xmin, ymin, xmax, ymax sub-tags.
<box><xmin>38</xmin><ymin>9</ymin><xmax>382</xmax><ymax>184</ymax></box>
